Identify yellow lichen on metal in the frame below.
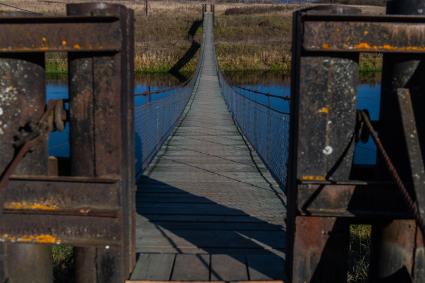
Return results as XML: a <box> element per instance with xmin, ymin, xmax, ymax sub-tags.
<box><xmin>319</xmin><ymin>107</ymin><xmax>329</xmax><ymax>113</ymax></box>
<box><xmin>4</xmin><ymin>201</ymin><xmax>59</xmax><ymax>211</ymax></box>
<box><xmin>18</xmin><ymin>234</ymin><xmax>59</xmax><ymax>244</ymax></box>
<box><xmin>300</xmin><ymin>176</ymin><xmax>326</xmax><ymax>181</ymax></box>
<box><xmin>1</xmin><ymin>234</ymin><xmax>60</xmax><ymax>244</ymax></box>
<box><xmin>355</xmin><ymin>42</ymin><xmax>372</xmax><ymax>49</ymax></box>
<box><xmin>353</xmin><ymin>42</ymin><xmax>425</xmax><ymax>52</ymax></box>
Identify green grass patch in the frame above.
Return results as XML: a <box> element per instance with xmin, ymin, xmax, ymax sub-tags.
<box><xmin>348</xmin><ymin>225</ymin><xmax>372</xmax><ymax>283</ymax></box>
<box><xmin>52</xmin><ymin>245</ymin><xmax>74</xmax><ymax>283</ymax></box>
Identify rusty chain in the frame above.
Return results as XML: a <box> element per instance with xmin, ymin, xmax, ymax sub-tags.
<box><xmin>359</xmin><ymin>110</ymin><xmax>425</xmax><ymax>236</ymax></box>
<box><xmin>0</xmin><ymin>100</ymin><xmax>66</xmax><ymax>213</ymax></box>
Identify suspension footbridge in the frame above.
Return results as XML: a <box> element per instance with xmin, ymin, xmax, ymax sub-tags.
<box><xmin>1</xmin><ymin>2</ymin><xmax>425</xmax><ymax>283</ymax></box>
<box><xmin>131</xmin><ymin>11</ymin><xmax>287</xmax><ymax>281</ymax></box>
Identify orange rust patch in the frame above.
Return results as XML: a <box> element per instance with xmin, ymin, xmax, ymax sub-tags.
<box><xmin>4</xmin><ymin>201</ymin><xmax>59</xmax><ymax>211</ymax></box>
<box><xmin>300</xmin><ymin>176</ymin><xmax>326</xmax><ymax>181</ymax></box>
<box><xmin>352</xmin><ymin>42</ymin><xmax>425</xmax><ymax>52</ymax></box>
<box><xmin>322</xmin><ymin>43</ymin><xmax>330</xmax><ymax>49</ymax></box>
<box><xmin>319</xmin><ymin>107</ymin><xmax>329</xmax><ymax>114</ymax></box>
<box><xmin>73</xmin><ymin>44</ymin><xmax>81</xmax><ymax>49</ymax></box>
<box><xmin>1</xmin><ymin>234</ymin><xmax>60</xmax><ymax>244</ymax></box>
<box><xmin>18</xmin><ymin>234</ymin><xmax>59</xmax><ymax>244</ymax></box>
<box><xmin>355</xmin><ymin>42</ymin><xmax>372</xmax><ymax>49</ymax></box>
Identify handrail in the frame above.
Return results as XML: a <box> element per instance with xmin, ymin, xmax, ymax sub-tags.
<box><xmin>234</xmin><ymin>85</ymin><xmax>291</xmax><ymax>101</ymax></box>
<box><xmin>134</xmin><ymin>84</ymin><xmax>184</xmax><ymax>97</ymax></box>
<box><xmin>232</xmin><ymin>87</ymin><xmax>290</xmax><ymax>115</ymax></box>
<box><xmin>134</xmin><ymin>10</ymin><xmax>208</xmax><ymax>177</ymax></box>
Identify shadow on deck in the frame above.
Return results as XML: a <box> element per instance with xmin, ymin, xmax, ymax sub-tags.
<box><xmin>133</xmin><ymin>176</ymin><xmax>286</xmax><ymax>281</ymax></box>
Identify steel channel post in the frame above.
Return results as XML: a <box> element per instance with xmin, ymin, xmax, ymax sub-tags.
<box><xmin>67</xmin><ymin>3</ymin><xmax>135</xmax><ymax>283</ymax></box>
<box><xmin>0</xmin><ymin>12</ymin><xmax>53</xmax><ymax>282</ymax></box>
<box><xmin>289</xmin><ymin>6</ymin><xmax>360</xmax><ymax>282</ymax></box>
<box><xmin>370</xmin><ymin>0</ymin><xmax>425</xmax><ymax>281</ymax></box>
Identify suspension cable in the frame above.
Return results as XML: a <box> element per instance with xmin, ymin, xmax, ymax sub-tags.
<box><xmin>232</xmin><ymin>88</ymin><xmax>290</xmax><ymax>115</ymax></box>
<box><xmin>359</xmin><ymin>110</ymin><xmax>425</xmax><ymax>235</ymax></box>
<box><xmin>234</xmin><ymin>85</ymin><xmax>291</xmax><ymax>101</ymax></box>
<box><xmin>134</xmin><ymin>74</ymin><xmax>194</xmax><ymax>97</ymax></box>
<box><xmin>135</xmin><ymin>86</ymin><xmax>180</xmax><ymax>97</ymax></box>
<box><xmin>0</xmin><ymin>1</ymin><xmax>42</xmax><ymax>15</ymax></box>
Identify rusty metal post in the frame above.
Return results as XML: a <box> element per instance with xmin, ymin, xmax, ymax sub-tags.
<box><xmin>210</xmin><ymin>4</ymin><xmax>215</xmax><ymax>24</ymax></box>
<box><xmin>288</xmin><ymin>6</ymin><xmax>360</xmax><ymax>282</ymax></box>
<box><xmin>68</xmin><ymin>3</ymin><xmax>135</xmax><ymax>283</ymax></box>
<box><xmin>0</xmin><ymin>48</ymin><xmax>53</xmax><ymax>282</ymax></box>
<box><xmin>370</xmin><ymin>0</ymin><xmax>425</xmax><ymax>281</ymax></box>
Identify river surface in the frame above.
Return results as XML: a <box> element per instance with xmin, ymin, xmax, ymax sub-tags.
<box><xmin>46</xmin><ymin>71</ymin><xmax>380</xmax><ymax>166</ymax></box>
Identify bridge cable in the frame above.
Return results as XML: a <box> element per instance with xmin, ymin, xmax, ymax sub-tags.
<box><xmin>232</xmin><ymin>88</ymin><xmax>290</xmax><ymax>115</ymax></box>
<box><xmin>0</xmin><ymin>1</ymin><xmax>42</xmax><ymax>15</ymax></box>
<box><xmin>230</xmin><ymin>102</ymin><xmax>287</xmax><ymax>206</ymax></box>
<box><xmin>134</xmin><ymin>80</ymin><xmax>190</xmax><ymax>97</ymax></box>
<box><xmin>359</xmin><ymin>110</ymin><xmax>425</xmax><ymax>236</ymax></box>
<box><xmin>234</xmin><ymin>85</ymin><xmax>291</xmax><ymax>101</ymax></box>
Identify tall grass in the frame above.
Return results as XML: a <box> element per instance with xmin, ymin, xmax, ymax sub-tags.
<box><xmin>348</xmin><ymin>225</ymin><xmax>372</xmax><ymax>283</ymax></box>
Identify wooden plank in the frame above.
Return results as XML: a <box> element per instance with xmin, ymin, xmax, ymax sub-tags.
<box><xmin>136</xmin><ymin>221</ymin><xmax>283</xmax><ymax>231</ymax></box>
<box><xmin>127</xmin><ymin>281</ymin><xmax>285</xmax><ymax>283</ymax></box>
<box><xmin>137</xmin><ymin>204</ymin><xmax>283</xmax><ymax>216</ymax></box>
<box><xmin>171</xmin><ymin>254</ymin><xmax>210</xmax><ymax>281</ymax></box>
<box><xmin>247</xmin><ymin>255</ymin><xmax>285</xmax><ymax>280</ymax></box>
<box><xmin>138</xmin><ymin>230</ymin><xmax>285</xmax><ymax>250</ymax></box>
<box><xmin>136</xmin><ymin>214</ymin><xmax>273</xmax><ymax>223</ymax></box>
<box><xmin>130</xmin><ymin>253</ymin><xmax>175</xmax><ymax>280</ymax></box>
<box><xmin>211</xmin><ymin>254</ymin><xmax>248</xmax><ymax>281</ymax></box>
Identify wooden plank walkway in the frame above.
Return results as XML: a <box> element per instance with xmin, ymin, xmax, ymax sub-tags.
<box><xmin>131</xmin><ymin>12</ymin><xmax>286</xmax><ymax>281</ymax></box>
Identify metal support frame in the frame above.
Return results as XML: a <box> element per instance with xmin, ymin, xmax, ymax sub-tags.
<box><xmin>371</xmin><ymin>1</ymin><xmax>425</xmax><ymax>282</ymax></box>
<box><xmin>0</xmin><ymin>24</ymin><xmax>52</xmax><ymax>282</ymax></box>
<box><xmin>0</xmin><ymin>3</ymin><xmax>135</xmax><ymax>283</ymax></box>
<box><xmin>289</xmin><ymin>5</ymin><xmax>425</xmax><ymax>282</ymax></box>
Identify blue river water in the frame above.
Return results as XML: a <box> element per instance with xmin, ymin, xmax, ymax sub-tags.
<box><xmin>46</xmin><ymin>80</ymin><xmax>380</xmax><ymax>166</ymax></box>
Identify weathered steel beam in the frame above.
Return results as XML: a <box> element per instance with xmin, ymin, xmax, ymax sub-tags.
<box><xmin>291</xmin><ymin>217</ymin><xmax>349</xmax><ymax>283</ymax></box>
<box><xmin>370</xmin><ymin>1</ymin><xmax>425</xmax><ymax>281</ymax></box>
<box><xmin>0</xmin><ymin>214</ymin><xmax>121</xmax><ymax>246</ymax></box>
<box><xmin>68</xmin><ymin>3</ymin><xmax>135</xmax><ymax>282</ymax></box>
<box><xmin>298</xmin><ymin>184</ymin><xmax>411</xmax><ymax>218</ymax></box>
<box><xmin>0</xmin><ymin>10</ymin><xmax>53</xmax><ymax>279</ymax></box>
<box><xmin>303</xmin><ymin>19</ymin><xmax>425</xmax><ymax>53</ymax></box>
<box><xmin>2</xmin><ymin>176</ymin><xmax>120</xmax><ymax>216</ymax></box>
<box><xmin>0</xmin><ymin>16</ymin><xmax>120</xmax><ymax>52</ymax></box>
<box><xmin>288</xmin><ymin>5</ymin><xmax>359</xmax><ymax>282</ymax></box>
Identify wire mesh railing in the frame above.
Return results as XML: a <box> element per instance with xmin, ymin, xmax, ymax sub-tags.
<box><xmin>134</xmin><ymin>22</ymin><xmax>205</xmax><ymax>179</ymax></box>
<box><xmin>218</xmin><ymin>71</ymin><xmax>290</xmax><ymax>187</ymax></box>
